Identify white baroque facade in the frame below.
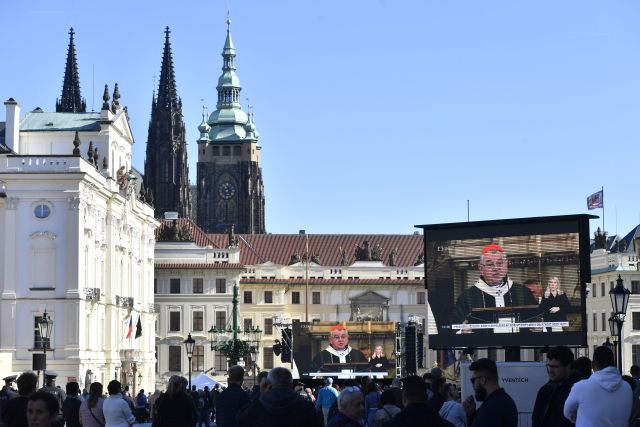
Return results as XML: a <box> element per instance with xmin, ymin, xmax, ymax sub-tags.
<box><xmin>0</xmin><ymin>98</ymin><xmax>158</xmax><ymax>392</ymax></box>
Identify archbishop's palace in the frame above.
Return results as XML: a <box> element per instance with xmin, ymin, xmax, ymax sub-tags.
<box><xmin>2</xmin><ymin>22</ymin><xmax>640</xmax><ymax>391</ymax></box>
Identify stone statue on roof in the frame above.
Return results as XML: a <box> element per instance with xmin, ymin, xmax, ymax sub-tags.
<box><xmin>227</xmin><ymin>225</ymin><xmax>239</xmax><ymax>248</ymax></box>
<box><xmin>339</xmin><ymin>246</ymin><xmax>349</xmax><ymax>266</ymax></box>
<box><xmin>116</xmin><ymin>166</ymin><xmax>127</xmax><ymax>190</ymax></box>
<box><xmin>414</xmin><ymin>251</ymin><xmax>425</xmax><ymax>266</ymax></box>
<box><xmin>289</xmin><ymin>251</ymin><xmax>302</xmax><ymax>265</ymax></box>
<box><xmin>388</xmin><ymin>248</ymin><xmax>398</xmax><ymax>266</ymax></box>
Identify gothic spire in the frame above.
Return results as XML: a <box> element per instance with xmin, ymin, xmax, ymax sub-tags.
<box><xmin>143</xmin><ymin>26</ymin><xmax>191</xmax><ymax>220</ymax></box>
<box><xmin>56</xmin><ymin>28</ymin><xmax>86</xmax><ymax>113</ymax></box>
<box><xmin>157</xmin><ymin>26</ymin><xmax>178</xmax><ymax>110</ymax></box>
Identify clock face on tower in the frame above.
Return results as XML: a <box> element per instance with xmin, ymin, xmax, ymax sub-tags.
<box><xmin>219</xmin><ymin>181</ymin><xmax>236</xmax><ymax>199</ymax></box>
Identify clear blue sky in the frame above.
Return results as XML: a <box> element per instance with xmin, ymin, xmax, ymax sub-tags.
<box><xmin>2</xmin><ymin>0</ymin><xmax>640</xmax><ymax>236</ymax></box>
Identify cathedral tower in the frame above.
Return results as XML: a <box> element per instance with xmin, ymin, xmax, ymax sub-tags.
<box><xmin>56</xmin><ymin>28</ymin><xmax>86</xmax><ymax>113</ymax></box>
<box><xmin>143</xmin><ymin>27</ymin><xmax>191</xmax><ymax>219</ymax></box>
<box><xmin>196</xmin><ymin>19</ymin><xmax>265</xmax><ymax>234</ymax></box>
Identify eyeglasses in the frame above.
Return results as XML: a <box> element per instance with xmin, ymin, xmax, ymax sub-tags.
<box><xmin>481</xmin><ymin>261</ymin><xmax>505</xmax><ymax>269</ymax></box>
<box><xmin>331</xmin><ymin>334</ymin><xmax>348</xmax><ymax>340</ymax></box>
<box><xmin>470</xmin><ymin>376</ymin><xmax>485</xmax><ymax>385</ymax></box>
<box><xmin>546</xmin><ymin>363</ymin><xmax>562</xmax><ymax>369</ymax></box>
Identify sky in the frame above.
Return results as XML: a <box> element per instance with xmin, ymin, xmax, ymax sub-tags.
<box><xmin>2</xmin><ymin>0</ymin><xmax>640</xmax><ymax>236</ymax></box>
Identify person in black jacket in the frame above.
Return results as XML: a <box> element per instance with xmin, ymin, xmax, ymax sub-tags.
<box><xmin>463</xmin><ymin>358</ymin><xmax>518</xmax><ymax>427</ymax></box>
<box><xmin>153</xmin><ymin>375</ymin><xmax>197</xmax><ymax>427</ymax></box>
<box><xmin>61</xmin><ymin>382</ymin><xmax>82</xmax><ymax>427</ymax></box>
<box><xmin>532</xmin><ymin>346</ymin><xmax>578</xmax><ymax>427</ymax></box>
<box><xmin>236</xmin><ymin>367</ymin><xmax>322</xmax><ymax>427</ymax></box>
<box><xmin>389</xmin><ymin>376</ymin><xmax>451</xmax><ymax>427</ymax></box>
<box><xmin>216</xmin><ymin>366</ymin><xmax>249</xmax><ymax>427</ymax></box>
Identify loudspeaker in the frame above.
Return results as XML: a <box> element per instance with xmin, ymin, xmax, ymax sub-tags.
<box><xmin>404</xmin><ymin>325</ymin><xmax>417</xmax><ymax>375</ymax></box>
<box><xmin>33</xmin><ymin>353</ymin><xmax>46</xmax><ymax>371</ymax></box>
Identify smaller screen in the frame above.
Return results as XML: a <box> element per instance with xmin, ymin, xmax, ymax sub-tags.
<box><xmin>293</xmin><ymin>321</ymin><xmax>398</xmax><ymax>379</ymax></box>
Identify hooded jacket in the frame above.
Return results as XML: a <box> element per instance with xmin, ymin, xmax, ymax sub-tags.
<box><xmin>564</xmin><ymin>366</ymin><xmax>633</xmax><ymax>427</ymax></box>
<box><xmin>236</xmin><ymin>387</ymin><xmax>322</xmax><ymax>427</ymax></box>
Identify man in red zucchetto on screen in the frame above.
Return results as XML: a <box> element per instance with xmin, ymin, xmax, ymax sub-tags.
<box><xmin>310</xmin><ymin>324</ymin><xmax>368</xmax><ymax>372</ymax></box>
<box><xmin>450</xmin><ymin>243</ymin><xmax>537</xmax><ymax>333</ymax></box>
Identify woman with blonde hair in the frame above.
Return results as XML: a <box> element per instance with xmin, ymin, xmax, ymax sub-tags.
<box><xmin>539</xmin><ymin>276</ymin><xmax>571</xmax><ymax>331</ymax></box>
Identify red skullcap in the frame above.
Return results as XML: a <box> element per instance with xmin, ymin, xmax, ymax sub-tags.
<box><xmin>330</xmin><ymin>324</ymin><xmax>347</xmax><ymax>332</ymax></box>
<box><xmin>482</xmin><ymin>243</ymin><xmax>504</xmax><ymax>254</ymax></box>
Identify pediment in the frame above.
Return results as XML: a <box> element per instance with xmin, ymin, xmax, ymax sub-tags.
<box><xmin>349</xmin><ymin>290</ymin><xmax>388</xmax><ymax>304</ymax></box>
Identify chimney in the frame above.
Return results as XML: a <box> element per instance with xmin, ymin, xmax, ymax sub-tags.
<box><xmin>4</xmin><ymin>98</ymin><xmax>21</xmax><ymax>153</ymax></box>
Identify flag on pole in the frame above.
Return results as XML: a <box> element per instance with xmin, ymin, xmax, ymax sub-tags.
<box><xmin>587</xmin><ymin>190</ymin><xmax>603</xmax><ymax>210</ymax></box>
<box><xmin>135</xmin><ymin>316</ymin><xmax>142</xmax><ymax>339</ymax></box>
<box><xmin>126</xmin><ymin>316</ymin><xmax>133</xmax><ymax>339</ymax></box>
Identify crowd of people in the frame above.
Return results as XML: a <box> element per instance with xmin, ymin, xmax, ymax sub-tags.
<box><xmin>1</xmin><ymin>344</ymin><xmax>639</xmax><ymax>426</ymax></box>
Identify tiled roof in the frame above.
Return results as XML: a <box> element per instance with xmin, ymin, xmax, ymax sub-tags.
<box><xmin>20</xmin><ymin>112</ymin><xmax>102</xmax><ymax>132</ymax></box>
<box><xmin>207</xmin><ymin>233</ymin><xmax>424</xmax><ymax>267</ymax></box>
<box><xmin>156</xmin><ymin>219</ymin><xmax>219</xmax><ymax>247</ymax></box>
<box><xmin>241</xmin><ymin>278</ymin><xmax>422</xmax><ymax>285</ymax></box>
<box><xmin>156</xmin><ymin>263</ymin><xmax>244</xmax><ymax>269</ymax></box>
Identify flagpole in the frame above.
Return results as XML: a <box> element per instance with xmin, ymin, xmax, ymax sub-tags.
<box><xmin>602</xmin><ymin>186</ymin><xmax>605</xmax><ymax>234</ymax></box>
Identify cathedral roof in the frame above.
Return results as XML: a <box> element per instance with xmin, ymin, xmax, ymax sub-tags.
<box><xmin>20</xmin><ymin>111</ymin><xmax>102</xmax><ymax>132</ymax></box>
<box><xmin>207</xmin><ymin>233</ymin><xmax>424</xmax><ymax>267</ymax></box>
<box><xmin>156</xmin><ymin>218</ymin><xmax>219</xmax><ymax>247</ymax></box>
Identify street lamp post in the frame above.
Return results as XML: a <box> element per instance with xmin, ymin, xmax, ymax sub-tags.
<box><xmin>37</xmin><ymin>310</ymin><xmax>54</xmax><ymax>387</ymax></box>
<box><xmin>208</xmin><ymin>283</ymin><xmax>254</xmax><ymax>369</ymax></box>
<box><xmin>184</xmin><ymin>333</ymin><xmax>195</xmax><ymax>390</ymax></box>
<box><xmin>609</xmin><ymin>274</ymin><xmax>630</xmax><ymax>373</ymax></box>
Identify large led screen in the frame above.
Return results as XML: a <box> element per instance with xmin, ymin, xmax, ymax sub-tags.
<box><xmin>419</xmin><ymin>215</ymin><xmax>592</xmax><ymax>349</ymax></box>
<box><xmin>292</xmin><ymin>321</ymin><xmax>398</xmax><ymax>379</ymax></box>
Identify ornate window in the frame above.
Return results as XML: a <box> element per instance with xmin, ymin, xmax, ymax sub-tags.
<box><xmin>168</xmin><ymin>346</ymin><xmax>181</xmax><ymax>371</ymax></box>
<box><xmin>170</xmin><ymin>278</ymin><xmax>180</xmax><ymax>294</ymax></box>
<box><xmin>244</xmin><ymin>291</ymin><xmax>252</xmax><ymax>304</ymax></box>
<box><xmin>263</xmin><ymin>318</ymin><xmax>273</xmax><ymax>335</ymax></box>
<box><xmin>263</xmin><ymin>347</ymin><xmax>274</xmax><ymax>369</ymax></box>
<box><xmin>192</xmin><ymin>278</ymin><xmax>203</xmax><ymax>294</ymax></box>
<box><xmin>169</xmin><ymin>312</ymin><xmax>181</xmax><ymax>332</ymax></box>
<box><xmin>215</xmin><ymin>311</ymin><xmax>226</xmax><ymax>329</ymax></box>
<box><xmin>264</xmin><ymin>291</ymin><xmax>273</xmax><ymax>303</ymax></box>
<box><xmin>193</xmin><ymin>311</ymin><xmax>204</xmax><ymax>332</ymax></box>
<box><xmin>192</xmin><ymin>345</ymin><xmax>205</xmax><ymax>372</ymax></box>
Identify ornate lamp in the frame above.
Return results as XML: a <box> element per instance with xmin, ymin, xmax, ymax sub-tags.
<box><xmin>609</xmin><ymin>275</ymin><xmax>630</xmax><ymax>373</ymax></box>
<box><xmin>0</xmin><ymin>180</ymin><xmax>6</xmax><ymax>198</ymax></box>
<box><xmin>184</xmin><ymin>333</ymin><xmax>195</xmax><ymax>389</ymax></box>
<box><xmin>37</xmin><ymin>311</ymin><xmax>53</xmax><ymax>349</ymax></box>
<box><xmin>610</xmin><ymin>275</ymin><xmax>630</xmax><ymax>317</ymax></box>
